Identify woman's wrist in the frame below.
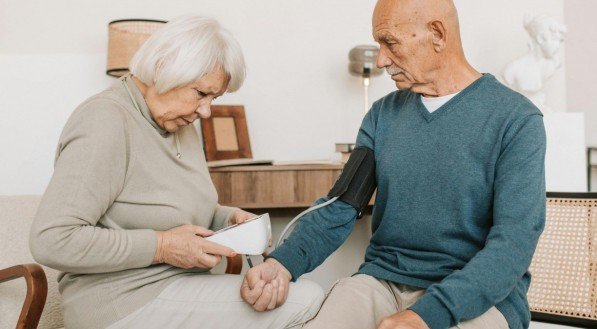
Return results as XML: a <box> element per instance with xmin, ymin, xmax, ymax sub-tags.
<box><xmin>153</xmin><ymin>231</ymin><xmax>165</xmax><ymax>264</ymax></box>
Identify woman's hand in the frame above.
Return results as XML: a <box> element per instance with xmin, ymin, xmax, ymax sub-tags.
<box><xmin>228</xmin><ymin>209</ymin><xmax>257</xmax><ymax>225</ymax></box>
<box><xmin>228</xmin><ymin>209</ymin><xmax>273</xmax><ymax>248</ymax></box>
<box><xmin>153</xmin><ymin>224</ymin><xmax>236</xmax><ymax>269</ymax></box>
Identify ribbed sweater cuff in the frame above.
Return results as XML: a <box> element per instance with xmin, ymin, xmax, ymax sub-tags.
<box><xmin>267</xmin><ymin>244</ymin><xmax>308</xmax><ymax>282</ymax></box>
<box><xmin>128</xmin><ymin>229</ymin><xmax>158</xmax><ymax>268</ymax></box>
<box><xmin>409</xmin><ymin>293</ymin><xmax>454</xmax><ymax>329</ymax></box>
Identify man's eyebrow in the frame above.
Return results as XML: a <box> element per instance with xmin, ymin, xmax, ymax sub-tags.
<box><xmin>375</xmin><ymin>33</ymin><xmax>397</xmax><ymax>43</ymax></box>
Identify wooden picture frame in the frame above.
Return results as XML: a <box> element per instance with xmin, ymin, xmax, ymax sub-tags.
<box><xmin>201</xmin><ymin>105</ymin><xmax>253</xmax><ymax>161</ymax></box>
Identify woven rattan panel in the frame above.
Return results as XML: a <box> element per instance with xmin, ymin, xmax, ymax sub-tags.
<box><xmin>528</xmin><ymin>197</ymin><xmax>597</xmax><ymax>321</ymax></box>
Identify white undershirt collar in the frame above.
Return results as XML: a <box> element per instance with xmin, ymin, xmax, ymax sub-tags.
<box><xmin>421</xmin><ymin>92</ymin><xmax>460</xmax><ymax>113</ymax></box>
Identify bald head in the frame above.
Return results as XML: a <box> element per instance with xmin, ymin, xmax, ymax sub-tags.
<box><xmin>372</xmin><ymin>0</ymin><xmax>478</xmax><ymax>96</ymax></box>
<box><xmin>374</xmin><ymin>0</ymin><xmax>457</xmax><ymax>23</ymax></box>
<box><xmin>373</xmin><ymin>0</ymin><xmax>462</xmax><ymax>53</ymax></box>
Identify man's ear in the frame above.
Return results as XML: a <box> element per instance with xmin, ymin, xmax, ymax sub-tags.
<box><xmin>429</xmin><ymin>20</ymin><xmax>447</xmax><ymax>52</ymax></box>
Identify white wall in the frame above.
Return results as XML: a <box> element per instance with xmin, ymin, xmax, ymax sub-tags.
<box><xmin>564</xmin><ymin>0</ymin><xmax>597</xmax><ymax>191</ymax></box>
<box><xmin>565</xmin><ymin>0</ymin><xmax>597</xmax><ymax>146</ymax></box>
<box><xmin>0</xmin><ymin>0</ymin><xmax>566</xmax><ymax>195</ymax></box>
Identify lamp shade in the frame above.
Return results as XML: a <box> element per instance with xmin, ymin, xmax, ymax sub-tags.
<box><xmin>348</xmin><ymin>45</ymin><xmax>383</xmax><ymax>77</ymax></box>
<box><xmin>107</xmin><ymin>19</ymin><xmax>167</xmax><ymax>77</ymax></box>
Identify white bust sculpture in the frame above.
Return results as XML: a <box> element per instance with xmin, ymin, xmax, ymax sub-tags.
<box><xmin>502</xmin><ymin>14</ymin><xmax>567</xmax><ymax>113</ymax></box>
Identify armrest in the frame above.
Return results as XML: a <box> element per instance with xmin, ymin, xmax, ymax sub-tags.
<box><xmin>0</xmin><ymin>259</ymin><xmax>237</xmax><ymax>329</ymax></box>
<box><xmin>225</xmin><ymin>255</ymin><xmax>243</xmax><ymax>274</ymax></box>
<box><xmin>0</xmin><ymin>264</ymin><xmax>47</xmax><ymax>329</ymax></box>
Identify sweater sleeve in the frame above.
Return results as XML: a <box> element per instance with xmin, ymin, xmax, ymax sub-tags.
<box><xmin>409</xmin><ymin>113</ymin><xmax>546</xmax><ymax>329</ymax></box>
<box><xmin>268</xmin><ymin>105</ymin><xmax>379</xmax><ymax>280</ymax></box>
<box><xmin>267</xmin><ymin>198</ymin><xmax>357</xmax><ymax>280</ymax></box>
<box><xmin>29</xmin><ymin>99</ymin><xmax>157</xmax><ymax>274</ymax></box>
<box><xmin>210</xmin><ymin>204</ymin><xmax>240</xmax><ymax>231</ymax></box>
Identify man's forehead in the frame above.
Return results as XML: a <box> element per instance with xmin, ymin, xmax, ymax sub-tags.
<box><xmin>372</xmin><ymin>19</ymin><xmax>418</xmax><ymax>41</ymax></box>
<box><xmin>373</xmin><ymin>2</ymin><xmax>421</xmax><ymax>31</ymax></box>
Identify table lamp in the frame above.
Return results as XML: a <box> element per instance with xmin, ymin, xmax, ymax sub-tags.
<box><xmin>106</xmin><ymin>19</ymin><xmax>166</xmax><ymax>77</ymax></box>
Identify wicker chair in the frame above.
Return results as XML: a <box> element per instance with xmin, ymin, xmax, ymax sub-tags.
<box><xmin>0</xmin><ymin>196</ymin><xmax>243</xmax><ymax>329</ymax></box>
<box><xmin>528</xmin><ymin>193</ymin><xmax>597</xmax><ymax>328</ymax></box>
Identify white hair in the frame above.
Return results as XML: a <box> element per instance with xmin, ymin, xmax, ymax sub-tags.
<box><xmin>129</xmin><ymin>15</ymin><xmax>246</xmax><ymax>94</ymax></box>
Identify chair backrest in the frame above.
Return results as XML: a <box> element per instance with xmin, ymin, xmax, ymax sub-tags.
<box><xmin>528</xmin><ymin>193</ymin><xmax>597</xmax><ymax>327</ymax></box>
<box><xmin>0</xmin><ymin>196</ymin><xmax>64</xmax><ymax>329</ymax></box>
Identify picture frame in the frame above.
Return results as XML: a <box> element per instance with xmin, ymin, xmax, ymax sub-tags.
<box><xmin>200</xmin><ymin>105</ymin><xmax>253</xmax><ymax>161</ymax></box>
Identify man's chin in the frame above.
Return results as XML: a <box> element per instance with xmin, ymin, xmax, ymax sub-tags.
<box><xmin>394</xmin><ymin>81</ymin><xmax>413</xmax><ymax>91</ymax></box>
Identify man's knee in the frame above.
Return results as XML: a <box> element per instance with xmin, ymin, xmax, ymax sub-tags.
<box><xmin>286</xmin><ymin>279</ymin><xmax>325</xmax><ymax>320</ymax></box>
<box><xmin>303</xmin><ymin>275</ymin><xmax>400</xmax><ymax>329</ymax></box>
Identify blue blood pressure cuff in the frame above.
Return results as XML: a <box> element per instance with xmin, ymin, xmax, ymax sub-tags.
<box><xmin>328</xmin><ymin>147</ymin><xmax>376</xmax><ymax>218</ymax></box>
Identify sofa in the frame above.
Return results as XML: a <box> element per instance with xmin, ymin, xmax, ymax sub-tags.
<box><xmin>1</xmin><ymin>195</ymin><xmax>591</xmax><ymax>329</ymax></box>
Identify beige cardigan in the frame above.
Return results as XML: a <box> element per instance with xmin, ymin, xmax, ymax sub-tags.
<box><xmin>29</xmin><ymin>76</ymin><xmax>238</xmax><ymax>329</ymax></box>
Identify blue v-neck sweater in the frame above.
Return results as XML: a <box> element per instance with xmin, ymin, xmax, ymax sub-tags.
<box><xmin>269</xmin><ymin>74</ymin><xmax>546</xmax><ymax>329</ymax></box>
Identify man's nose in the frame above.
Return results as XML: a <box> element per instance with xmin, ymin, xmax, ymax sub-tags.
<box><xmin>376</xmin><ymin>46</ymin><xmax>392</xmax><ymax>69</ymax></box>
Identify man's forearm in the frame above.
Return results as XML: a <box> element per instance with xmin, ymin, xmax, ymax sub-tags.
<box><xmin>268</xmin><ymin>197</ymin><xmax>357</xmax><ymax>280</ymax></box>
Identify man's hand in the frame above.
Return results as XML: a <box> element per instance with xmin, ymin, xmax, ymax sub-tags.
<box><xmin>240</xmin><ymin>258</ymin><xmax>292</xmax><ymax>311</ymax></box>
<box><xmin>229</xmin><ymin>209</ymin><xmax>257</xmax><ymax>225</ymax></box>
<box><xmin>378</xmin><ymin>310</ymin><xmax>430</xmax><ymax>329</ymax></box>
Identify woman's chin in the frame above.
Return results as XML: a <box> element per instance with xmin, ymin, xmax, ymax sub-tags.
<box><xmin>163</xmin><ymin>123</ymin><xmax>181</xmax><ymax>133</ymax></box>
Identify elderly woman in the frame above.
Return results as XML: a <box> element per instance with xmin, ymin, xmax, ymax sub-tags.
<box><xmin>29</xmin><ymin>16</ymin><xmax>323</xmax><ymax>329</ymax></box>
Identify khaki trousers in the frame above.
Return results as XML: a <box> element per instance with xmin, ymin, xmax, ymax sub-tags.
<box><xmin>303</xmin><ymin>274</ymin><xmax>509</xmax><ymax>329</ymax></box>
<box><xmin>107</xmin><ymin>274</ymin><xmax>324</xmax><ymax>329</ymax></box>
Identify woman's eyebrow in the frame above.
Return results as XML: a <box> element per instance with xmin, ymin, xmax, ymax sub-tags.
<box><xmin>195</xmin><ymin>85</ymin><xmax>218</xmax><ymax>95</ymax></box>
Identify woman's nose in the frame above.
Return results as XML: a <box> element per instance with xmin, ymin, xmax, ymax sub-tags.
<box><xmin>196</xmin><ymin>101</ymin><xmax>212</xmax><ymax>119</ymax></box>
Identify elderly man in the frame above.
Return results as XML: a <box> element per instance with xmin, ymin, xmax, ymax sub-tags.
<box><xmin>241</xmin><ymin>0</ymin><xmax>546</xmax><ymax>328</ymax></box>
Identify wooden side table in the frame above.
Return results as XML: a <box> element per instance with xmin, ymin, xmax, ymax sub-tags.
<box><xmin>209</xmin><ymin>164</ymin><xmax>344</xmax><ymax>209</ymax></box>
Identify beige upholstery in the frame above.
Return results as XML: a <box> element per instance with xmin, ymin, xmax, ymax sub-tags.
<box><xmin>0</xmin><ymin>196</ymin><xmax>64</xmax><ymax>329</ymax></box>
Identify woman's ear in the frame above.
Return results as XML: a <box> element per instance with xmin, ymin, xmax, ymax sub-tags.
<box><xmin>429</xmin><ymin>20</ymin><xmax>447</xmax><ymax>52</ymax></box>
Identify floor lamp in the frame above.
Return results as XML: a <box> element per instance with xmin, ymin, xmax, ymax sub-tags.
<box><xmin>337</xmin><ymin>46</ymin><xmax>383</xmax><ymax>161</ymax></box>
<box><xmin>349</xmin><ymin>45</ymin><xmax>383</xmax><ymax>114</ymax></box>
